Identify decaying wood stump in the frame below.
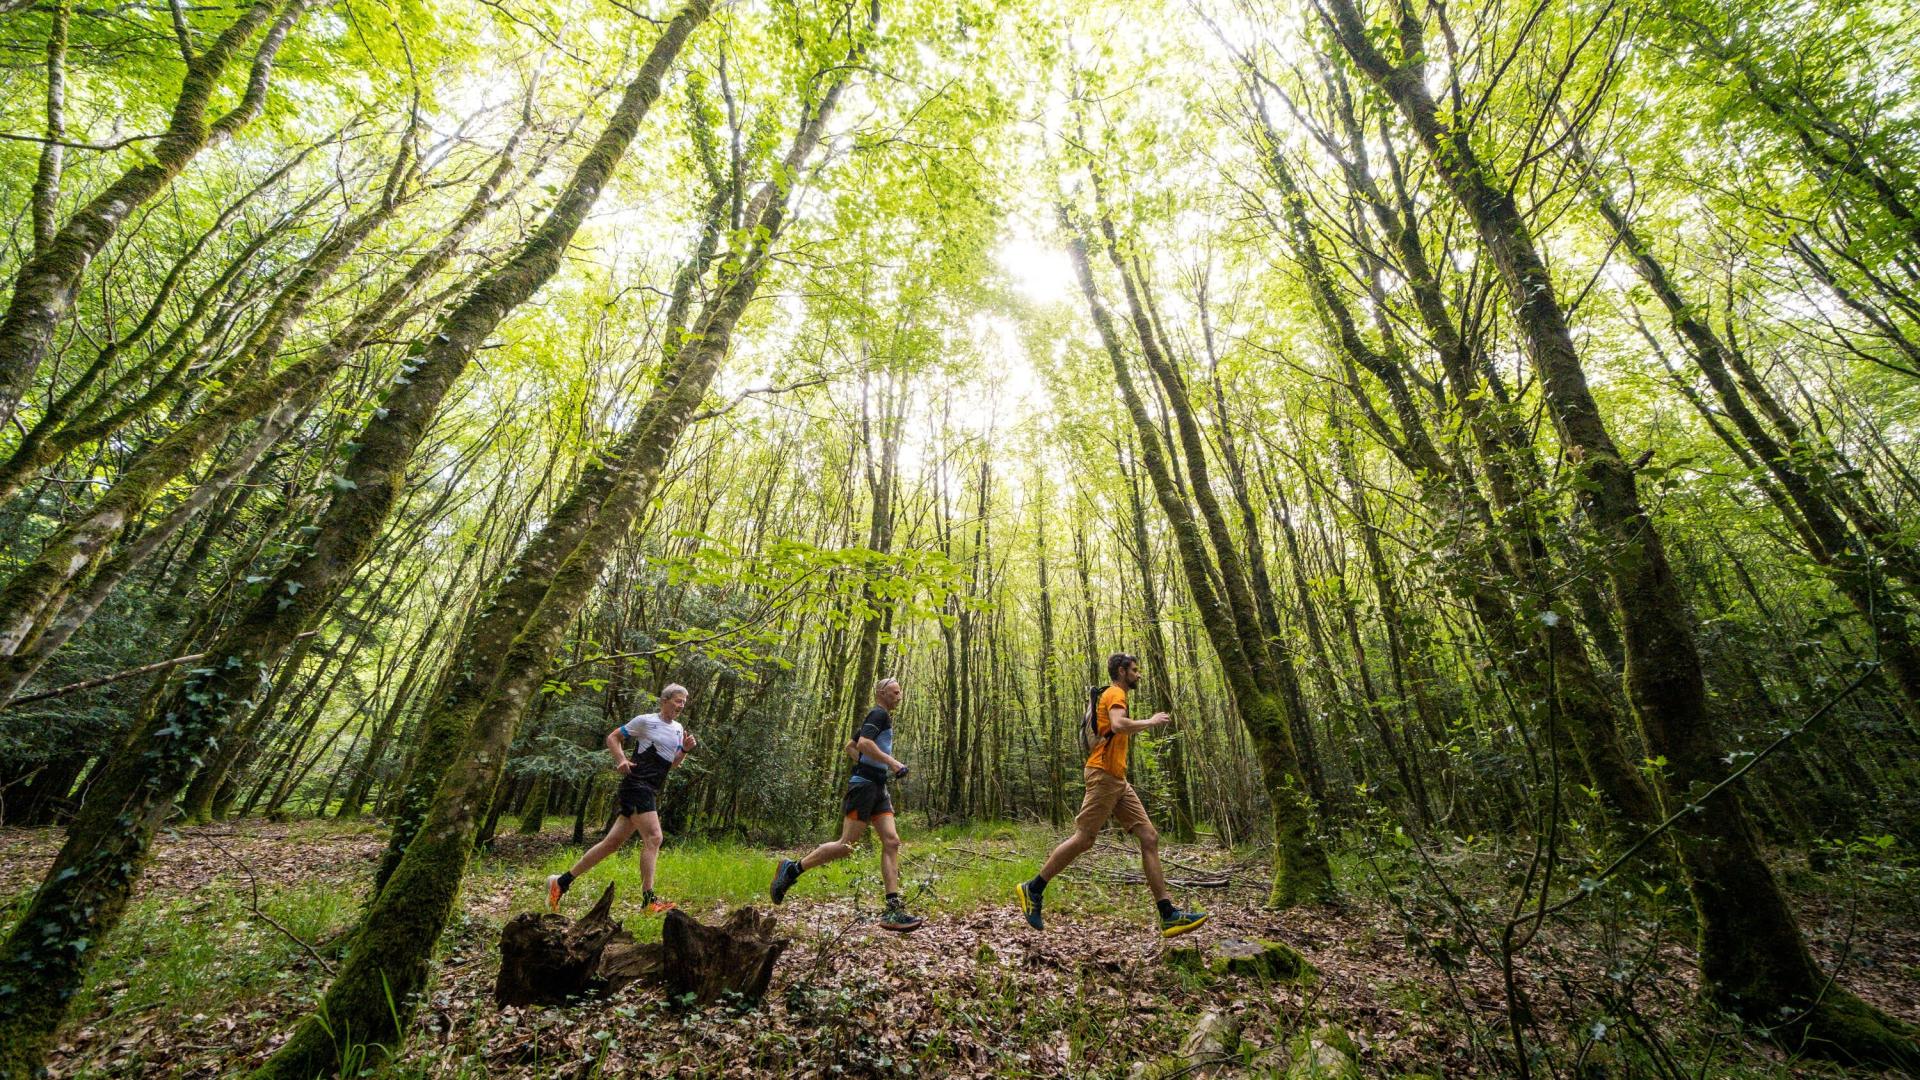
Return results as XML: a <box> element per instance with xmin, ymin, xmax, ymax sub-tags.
<box><xmin>658</xmin><ymin>905</ymin><xmax>788</xmax><ymax>1005</ymax></box>
<box><xmin>495</xmin><ymin>884</ymin><xmax>658</xmax><ymax>1006</ymax></box>
<box><xmin>494</xmin><ymin>885</ymin><xmax>787</xmax><ymax>1009</ymax></box>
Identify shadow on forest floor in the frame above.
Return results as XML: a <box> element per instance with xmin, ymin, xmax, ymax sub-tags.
<box><xmin>1</xmin><ymin>818</ymin><xmax>1915</xmax><ymax>1077</ymax></box>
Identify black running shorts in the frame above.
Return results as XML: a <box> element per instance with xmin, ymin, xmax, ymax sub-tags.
<box><xmin>841</xmin><ymin>778</ymin><xmax>893</xmax><ymax>822</ymax></box>
<box><xmin>617</xmin><ymin>774</ymin><xmax>659</xmax><ymax>817</ymax></box>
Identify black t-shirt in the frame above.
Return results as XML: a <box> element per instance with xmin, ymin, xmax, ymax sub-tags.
<box><xmin>852</xmin><ymin>705</ymin><xmax>893</xmax><ymax>784</ymax></box>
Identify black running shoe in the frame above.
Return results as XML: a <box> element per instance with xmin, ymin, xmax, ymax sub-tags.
<box><xmin>879</xmin><ymin>905</ymin><xmax>925</xmax><ymax>932</ymax></box>
<box><xmin>1015</xmin><ymin>879</ymin><xmax>1044</xmax><ymax>931</ymax></box>
<box><xmin>770</xmin><ymin>859</ymin><xmax>801</xmax><ymax>904</ymax></box>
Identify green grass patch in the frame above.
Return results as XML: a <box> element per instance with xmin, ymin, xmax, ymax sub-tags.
<box><xmin>502</xmin><ymin>818</ymin><xmax>1172</xmax><ymax>930</ymax></box>
<box><xmin>68</xmin><ymin>878</ymin><xmax>356</xmax><ymax>1020</ymax></box>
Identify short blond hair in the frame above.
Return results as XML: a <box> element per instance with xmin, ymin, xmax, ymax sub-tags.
<box><xmin>874</xmin><ymin>677</ymin><xmax>901</xmax><ymax>699</ymax></box>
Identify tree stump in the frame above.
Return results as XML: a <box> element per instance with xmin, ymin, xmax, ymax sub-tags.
<box><xmin>659</xmin><ymin>905</ymin><xmax>788</xmax><ymax>1006</ymax></box>
<box><xmin>494</xmin><ymin>885</ymin><xmax>787</xmax><ymax>1009</ymax></box>
<box><xmin>495</xmin><ymin>884</ymin><xmax>659</xmax><ymax>1007</ymax></box>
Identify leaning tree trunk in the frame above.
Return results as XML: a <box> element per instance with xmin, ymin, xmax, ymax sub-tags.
<box><xmin>1092</xmin><ymin>188</ymin><xmax>1336</xmax><ymax>861</ymax></box>
<box><xmin>1253</xmin><ymin>101</ymin><xmax>1667</xmax><ymax>841</ymax></box>
<box><xmin>1324</xmin><ymin>0</ymin><xmax>1918</xmax><ymax>1065</ymax></box>
<box><xmin>0</xmin><ymin>0</ymin><xmax>307</xmax><ymax>430</ymax></box>
<box><xmin>252</xmin><ymin>23</ymin><xmax>864</xmax><ymax>1080</ymax></box>
<box><xmin>369</xmin><ymin>180</ymin><xmax>729</xmax><ymax>892</ymax></box>
<box><xmin>0</xmin><ymin>8</ymin><xmax>698</xmax><ymax>1071</ymax></box>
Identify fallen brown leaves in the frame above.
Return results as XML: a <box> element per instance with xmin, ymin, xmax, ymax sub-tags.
<box><xmin>0</xmin><ymin>821</ymin><xmax>384</xmax><ymax>903</ymax></box>
<box><xmin>6</xmin><ymin>825</ymin><xmax>1916</xmax><ymax>1078</ymax></box>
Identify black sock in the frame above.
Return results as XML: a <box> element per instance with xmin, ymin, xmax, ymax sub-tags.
<box><xmin>1157</xmin><ymin>898</ymin><xmax>1177</xmax><ymax>920</ymax></box>
<box><xmin>787</xmin><ymin>860</ymin><xmax>805</xmax><ymax>878</ymax></box>
<box><xmin>885</xmin><ymin>892</ymin><xmax>901</xmax><ymax>908</ymax></box>
<box><xmin>1030</xmin><ymin>874</ymin><xmax>1048</xmax><ymax>895</ymax></box>
<box><xmin>557</xmin><ymin>871</ymin><xmax>574</xmax><ymax>890</ymax></box>
<box><xmin>643</xmin><ymin>889</ymin><xmax>655</xmax><ymax>904</ymax></box>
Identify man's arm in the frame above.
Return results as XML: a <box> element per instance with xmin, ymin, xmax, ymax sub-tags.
<box><xmin>1108</xmin><ymin>705</ymin><xmax>1171</xmax><ymax>735</ymax></box>
<box><xmin>671</xmin><ymin>730</ymin><xmax>697</xmax><ymax>766</ymax></box>
<box><xmin>855</xmin><ymin>736</ymin><xmax>905</xmax><ymax>773</ymax></box>
<box><xmin>605</xmin><ymin>729</ymin><xmax>633</xmax><ymax>774</ymax></box>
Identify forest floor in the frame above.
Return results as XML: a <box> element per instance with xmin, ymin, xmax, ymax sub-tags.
<box><xmin>2</xmin><ymin>818</ymin><xmax>1917</xmax><ymax>1078</ymax></box>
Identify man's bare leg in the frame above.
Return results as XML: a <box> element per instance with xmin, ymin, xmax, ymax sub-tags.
<box><xmin>1039</xmin><ymin>825</ymin><xmax>1098</xmax><ymax>882</ymax></box>
<box><xmin>772</xmin><ymin>817</ymin><xmax>868</xmax><ymax>905</ymax></box>
<box><xmin>636</xmin><ymin>811</ymin><xmax>664</xmax><ymax>895</ymax></box>
<box><xmin>548</xmin><ymin>814</ymin><xmax>640</xmax><ymax>910</ymax></box>
<box><xmin>1133</xmin><ymin>823</ymin><xmax>1171</xmax><ymax>903</ymax></box>
<box><xmin>571</xmin><ymin>814</ymin><xmax>640</xmax><ymax>878</ymax></box>
<box><xmin>871</xmin><ymin>814</ymin><xmax>924</xmax><ymax>929</ymax></box>
<box><xmin>873</xmin><ymin>814</ymin><xmax>903</xmax><ymax>895</ymax></box>
<box><xmin>1017</xmin><ymin>825</ymin><xmax>1096</xmax><ymax>931</ymax></box>
<box><xmin>802</xmin><ymin>816</ymin><xmax>868</xmax><ymax>870</ymax></box>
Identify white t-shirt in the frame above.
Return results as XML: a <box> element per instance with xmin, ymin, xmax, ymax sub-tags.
<box><xmin>619</xmin><ymin>712</ymin><xmax>686</xmax><ymax>763</ymax></box>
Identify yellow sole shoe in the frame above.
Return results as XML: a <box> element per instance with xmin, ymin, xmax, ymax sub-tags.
<box><xmin>1015</xmin><ymin>882</ymin><xmax>1043</xmax><ymax>930</ymax></box>
<box><xmin>1159</xmin><ymin>913</ymin><xmax>1208</xmax><ymax>939</ymax></box>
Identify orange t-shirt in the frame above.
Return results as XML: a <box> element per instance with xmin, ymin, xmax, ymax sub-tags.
<box><xmin>1086</xmin><ymin>685</ymin><xmax>1130</xmax><ymax>778</ymax></box>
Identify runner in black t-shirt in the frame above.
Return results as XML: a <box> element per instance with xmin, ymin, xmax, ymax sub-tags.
<box><xmin>769</xmin><ymin>677</ymin><xmax>924</xmax><ymax>931</ymax></box>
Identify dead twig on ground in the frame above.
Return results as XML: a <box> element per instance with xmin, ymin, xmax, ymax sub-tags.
<box><xmin>198</xmin><ymin>830</ymin><xmax>336</xmax><ymax>976</ymax></box>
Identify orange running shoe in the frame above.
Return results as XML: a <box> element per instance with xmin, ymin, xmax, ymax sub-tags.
<box><xmin>546</xmin><ymin>874</ymin><xmax>566</xmax><ymax>913</ymax></box>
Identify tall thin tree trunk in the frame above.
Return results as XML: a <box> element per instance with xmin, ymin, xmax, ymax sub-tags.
<box><xmin>1325</xmin><ymin>1</ymin><xmax>1918</xmax><ymax>1062</ymax></box>
<box><xmin>1061</xmin><ymin>207</ymin><xmax>1332</xmax><ymax>906</ymax></box>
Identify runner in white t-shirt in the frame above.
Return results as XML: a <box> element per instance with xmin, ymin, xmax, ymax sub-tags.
<box><xmin>546</xmin><ymin>684</ymin><xmax>697</xmax><ymax>914</ymax></box>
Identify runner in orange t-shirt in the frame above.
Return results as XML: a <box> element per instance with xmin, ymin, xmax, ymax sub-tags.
<box><xmin>1015</xmin><ymin>653</ymin><xmax>1206</xmax><ymax>938</ymax></box>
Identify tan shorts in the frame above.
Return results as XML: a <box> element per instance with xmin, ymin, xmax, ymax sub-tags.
<box><xmin>1073</xmin><ymin>767</ymin><xmax>1151</xmax><ymax>836</ymax></box>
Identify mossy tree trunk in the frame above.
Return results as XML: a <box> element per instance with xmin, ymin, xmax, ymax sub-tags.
<box><xmin>1324</xmin><ymin>0</ymin><xmax>1919</xmax><ymax>1065</ymax></box>
<box><xmin>1249</xmin><ymin>86</ymin><xmax>1666</xmax><ymax>841</ymax></box>
<box><xmin>370</xmin><ymin>180</ymin><xmax>731</xmax><ymax>892</ymax></box>
<box><xmin>1060</xmin><ymin>209</ymin><xmax>1333</xmax><ymax>908</ymax></box>
<box><xmin>0</xmin><ymin>0</ymin><xmax>308</xmax><ymax>431</ymax></box>
<box><xmin>253</xmin><ymin>31</ymin><xmax>861</xmax><ymax>1074</ymax></box>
